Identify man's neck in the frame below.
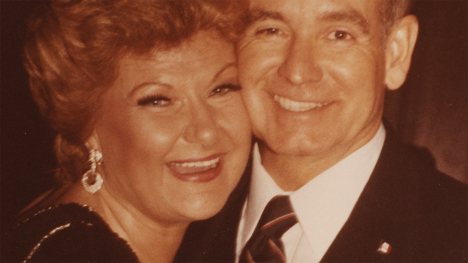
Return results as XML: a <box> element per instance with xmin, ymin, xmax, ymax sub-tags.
<box><xmin>259</xmin><ymin>124</ymin><xmax>383</xmax><ymax>191</ymax></box>
<box><xmin>259</xmin><ymin>148</ymin><xmax>342</xmax><ymax>191</ymax></box>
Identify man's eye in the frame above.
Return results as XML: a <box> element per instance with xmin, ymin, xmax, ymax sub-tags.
<box><xmin>210</xmin><ymin>84</ymin><xmax>241</xmax><ymax>96</ymax></box>
<box><xmin>137</xmin><ymin>95</ymin><xmax>171</xmax><ymax>107</ymax></box>
<box><xmin>329</xmin><ymin>30</ymin><xmax>352</xmax><ymax>40</ymax></box>
<box><xmin>256</xmin><ymin>27</ymin><xmax>281</xmax><ymax>35</ymax></box>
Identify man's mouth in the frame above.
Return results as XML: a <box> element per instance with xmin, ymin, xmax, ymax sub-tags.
<box><xmin>274</xmin><ymin>95</ymin><xmax>329</xmax><ymax>112</ymax></box>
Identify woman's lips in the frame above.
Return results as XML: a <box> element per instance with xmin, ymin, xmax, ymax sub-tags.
<box><xmin>166</xmin><ymin>154</ymin><xmax>224</xmax><ymax>183</ymax></box>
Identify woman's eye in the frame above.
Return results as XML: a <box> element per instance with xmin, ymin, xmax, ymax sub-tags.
<box><xmin>137</xmin><ymin>95</ymin><xmax>171</xmax><ymax>107</ymax></box>
<box><xmin>328</xmin><ymin>30</ymin><xmax>353</xmax><ymax>41</ymax></box>
<box><xmin>210</xmin><ymin>84</ymin><xmax>241</xmax><ymax>96</ymax></box>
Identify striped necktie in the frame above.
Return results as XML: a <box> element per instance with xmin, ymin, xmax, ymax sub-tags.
<box><xmin>240</xmin><ymin>195</ymin><xmax>298</xmax><ymax>263</ymax></box>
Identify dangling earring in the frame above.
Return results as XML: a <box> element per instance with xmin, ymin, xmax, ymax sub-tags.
<box><xmin>82</xmin><ymin>149</ymin><xmax>103</xmax><ymax>194</ymax></box>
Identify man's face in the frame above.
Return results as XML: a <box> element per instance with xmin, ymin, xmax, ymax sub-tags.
<box><xmin>239</xmin><ymin>0</ymin><xmax>390</xmax><ymax>160</ymax></box>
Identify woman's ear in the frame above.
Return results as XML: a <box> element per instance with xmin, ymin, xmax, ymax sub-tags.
<box><xmin>384</xmin><ymin>15</ymin><xmax>419</xmax><ymax>91</ymax></box>
<box><xmin>85</xmin><ymin>129</ymin><xmax>102</xmax><ymax>152</ymax></box>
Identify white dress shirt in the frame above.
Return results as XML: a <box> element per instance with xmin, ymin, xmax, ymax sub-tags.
<box><xmin>236</xmin><ymin>124</ymin><xmax>386</xmax><ymax>263</ymax></box>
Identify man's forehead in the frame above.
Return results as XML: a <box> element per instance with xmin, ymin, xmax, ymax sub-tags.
<box><xmin>248</xmin><ymin>0</ymin><xmax>380</xmax><ymax>21</ymax></box>
<box><xmin>248</xmin><ymin>0</ymin><xmax>379</xmax><ymax>34</ymax></box>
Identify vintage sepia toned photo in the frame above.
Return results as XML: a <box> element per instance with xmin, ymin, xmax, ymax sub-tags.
<box><xmin>1</xmin><ymin>0</ymin><xmax>466</xmax><ymax>262</ymax></box>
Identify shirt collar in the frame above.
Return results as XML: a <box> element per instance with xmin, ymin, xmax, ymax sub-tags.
<box><xmin>291</xmin><ymin>123</ymin><xmax>386</xmax><ymax>258</ymax></box>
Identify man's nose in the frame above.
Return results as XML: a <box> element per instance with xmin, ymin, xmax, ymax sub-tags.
<box><xmin>182</xmin><ymin>101</ymin><xmax>220</xmax><ymax>148</ymax></box>
<box><xmin>278</xmin><ymin>36</ymin><xmax>323</xmax><ymax>85</ymax></box>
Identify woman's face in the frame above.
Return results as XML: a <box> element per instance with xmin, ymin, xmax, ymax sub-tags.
<box><xmin>91</xmin><ymin>30</ymin><xmax>251</xmax><ymax>225</ymax></box>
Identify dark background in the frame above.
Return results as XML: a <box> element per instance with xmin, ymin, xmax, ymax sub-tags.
<box><xmin>1</xmin><ymin>0</ymin><xmax>467</xmax><ymax>232</ymax></box>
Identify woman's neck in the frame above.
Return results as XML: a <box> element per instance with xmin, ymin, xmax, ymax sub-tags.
<box><xmin>58</xmin><ymin>183</ymin><xmax>189</xmax><ymax>263</ymax></box>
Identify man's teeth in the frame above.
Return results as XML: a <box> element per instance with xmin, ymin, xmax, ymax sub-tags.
<box><xmin>173</xmin><ymin>157</ymin><xmax>220</xmax><ymax>168</ymax></box>
<box><xmin>274</xmin><ymin>95</ymin><xmax>328</xmax><ymax>112</ymax></box>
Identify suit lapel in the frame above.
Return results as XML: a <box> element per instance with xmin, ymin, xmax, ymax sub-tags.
<box><xmin>320</xmin><ymin>127</ymin><xmax>423</xmax><ymax>262</ymax></box>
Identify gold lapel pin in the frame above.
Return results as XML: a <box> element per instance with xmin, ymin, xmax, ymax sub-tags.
<box><xmin>377</xmin><ymin>240</ymin><xmax>392</xmax><ymax>254</ymax></box>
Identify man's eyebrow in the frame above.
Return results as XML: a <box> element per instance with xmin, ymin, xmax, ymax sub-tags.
<box><xmin>249</xmin><ymin>9</ymin><xmax>284</xmax><ymax>22</ymax></box>
<box><xmin>318</xmin><ymin>10</ymin><xmax>370</xmax><ymax>34</ymax></box>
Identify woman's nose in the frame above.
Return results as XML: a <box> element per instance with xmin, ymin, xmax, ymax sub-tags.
<box><xmin>182</xmin><ymin>102</ymin><xmax>220</xmax><ymax>147</ymax></box>
<box><xmin>278</xmin><ymin>36</ymin><xmax>323</xmax><ymax>85</ymax></box>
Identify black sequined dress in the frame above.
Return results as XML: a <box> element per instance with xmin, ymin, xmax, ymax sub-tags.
<box><xmin>2</xmin><ymin>203</ymin><xmax>139</xmax><ymax>262</ymax></box>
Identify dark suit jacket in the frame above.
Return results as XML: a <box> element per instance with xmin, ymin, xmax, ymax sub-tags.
<box><xmin>175</xmin><ymin>127</ymin><xmax>467</xmax><ymax>262</ymax></box>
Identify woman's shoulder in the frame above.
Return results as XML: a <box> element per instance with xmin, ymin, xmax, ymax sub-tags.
<box><xmin>2</xmin><ymin>203</ymin><xmax>139</xmax><ymax>262</ymax></box>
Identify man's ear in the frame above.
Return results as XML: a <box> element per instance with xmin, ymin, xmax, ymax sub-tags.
<box><xmin>384</xmin><ymin>15</ymin><xmax>419</xmax><ymax>91</ymax></box>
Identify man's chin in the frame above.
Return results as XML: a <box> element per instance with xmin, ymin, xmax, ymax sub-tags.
<box><xmin>259</xmin><ymin>137</ymin><xmax>328</xmax><ymax>157</ymax></box>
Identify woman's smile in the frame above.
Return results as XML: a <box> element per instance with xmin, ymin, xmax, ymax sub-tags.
<box><xmin>166</xmin><ymin>154</ymin><xmax>224</xmax><ymax>182</ymax></box>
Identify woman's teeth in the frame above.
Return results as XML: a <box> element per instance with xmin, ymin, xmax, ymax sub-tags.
<box><xmin>172</xmin><ymin>157</ymin><xmax>220</xmax><ymax>168</ymax></box>
<box><xmin>274</xmin><ymin>95</ymin><xmax>329</xmax><ymax>112</ymax></box>
<box><xmin>168</xmin><ymin>156</ymin><xmax>222</xmax><ymax>182</ymax></box>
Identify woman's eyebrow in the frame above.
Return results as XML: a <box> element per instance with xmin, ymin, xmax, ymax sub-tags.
<box><xmin>128</xmin><ymin>81</ymin><xmax>172</xmax><ymax>98</ymax></box>
<box><xmin>213</xmin><ymin>61</ymin><xmax>237</xmax><ymax>81</ymax></box>
<box><xmin>318</xmin><ymin>9</ymin><xmax>370</xmax><ymax>35</ymax></box>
